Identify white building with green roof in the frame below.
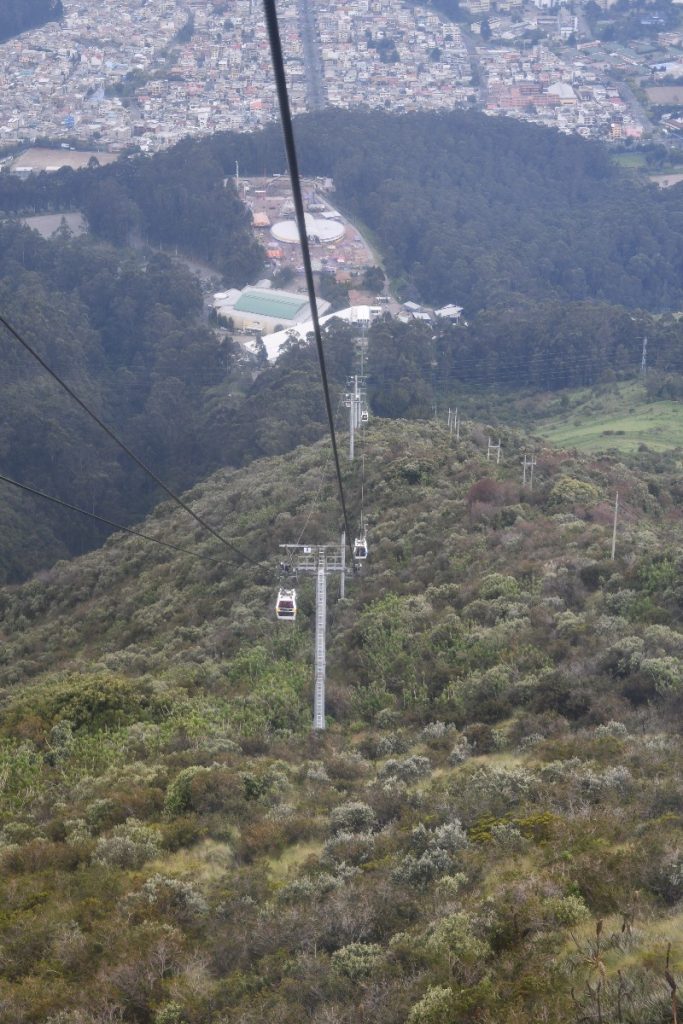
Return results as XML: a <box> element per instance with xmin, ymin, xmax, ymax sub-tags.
<box><xmin>213</xmin><ymin>286</ymin><xmax>331</xmax><ymax>333</ymax></box>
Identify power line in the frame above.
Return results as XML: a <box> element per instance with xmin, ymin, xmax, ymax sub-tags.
<box><xmin>370</xmin><ymin>358</ymin><xmax>642</xmax><ymax>392</ymax></box>
<box><xmin>262</xmin><ymin>0</ymin><xmax>354</xmax><ymax>563</ymax></box>
<box><xmin>0</xmin><ymin>312</ymin><xmax>255</xmax><ymax>565</ymax></box>
<box><xmin>0</xmin><ymin>473</ymin><xmax>225</xmax><ymax>565</ymax></box>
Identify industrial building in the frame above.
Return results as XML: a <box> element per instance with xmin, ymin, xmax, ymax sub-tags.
<box><xmin>212</xmin><ymin>285</ymin><xmax>331</xmax><ymax>334</ymax></box>
<box><xmin>261</xmin><ymin>304</ymin><xmax>383</xmax><ymax>361</ymax></box>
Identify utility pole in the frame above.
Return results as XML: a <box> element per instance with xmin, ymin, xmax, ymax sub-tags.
<box><xmin>487</xmin><ymin>437</ymin><xmax>502</xmax><ymax>464</ymax></box>
<box><xmin>611</xmin><ymin>491</ymin><xmax>619</xmax><ymax>561</ymax></box>
<box><xmin>641</xmin><ymin>336</ymin><xmax>648</xmax><ymax>376</ymax></box>
<box><xmin>279</xmin><ymin>542</ymin><xmax>347</xmax><ymax>730</ymax></box>
<box><xmin>340</xmin><ymin>530</ymin><xmax>345</xmax><ymax>599</ymax></box>
<box><xmin>522</xmin><ymin>453</ymin><xmax>537</xmax><ymax>489</ymax></box>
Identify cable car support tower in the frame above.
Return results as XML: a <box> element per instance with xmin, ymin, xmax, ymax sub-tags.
<box><xmin>346</xmin><ymin>374</ymin><xmax>368</xmax><ymax>462</ymax></box>
<box><xmin>279</xmin><ymin>540</ymin><xmax>348</xmax><ymax>730</ymax></box>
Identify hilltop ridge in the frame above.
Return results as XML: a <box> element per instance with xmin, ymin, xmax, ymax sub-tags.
<box><xmin>2</xmin><ymin>416</ymin><xmax>679</xmax><ymax>684</ymax></box>
<box><xmin>1</xmin><ymin>419</ymin><xmax>683</xmax><ymax>1023</ymax></box>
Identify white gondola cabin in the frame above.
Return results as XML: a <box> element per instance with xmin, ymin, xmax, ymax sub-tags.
<box><xmin>353</xmin><ymin>536</ymin><xmax>368</xmax><ymax>561</ymax></box>
<box><xmin>276</xmin><ymin>588</ymin><xmax>297</xmax><ymax>621</ymax></box>
<box><xmin>360</xmin><ymin>409</ymin><xmax>369</xmax><ymax>423</ymax></box>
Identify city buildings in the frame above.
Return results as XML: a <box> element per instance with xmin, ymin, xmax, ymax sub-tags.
<box><xmin>0</xmin><ymin>0</ymin><xmax>670</xmax><ymax>159</ymax></box>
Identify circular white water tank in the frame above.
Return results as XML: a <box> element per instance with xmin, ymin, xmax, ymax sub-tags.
<box><xmin>271</xmin><ymin>212</ymin><xmax>345</xmax><ymax>245</ymax></box>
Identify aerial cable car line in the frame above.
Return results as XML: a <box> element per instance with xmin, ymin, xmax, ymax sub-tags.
<box><xmin>426</xmin><ymin>358</ymin><xmax>628</xmax><ymax>385</ymax></box>
<box><xmin>262</xmin><ymin>0</ymin><xmax>354</xmax><ymax>565</ymax></box>
<box><xmin>363</xmin><ymin>365</ymin><xmax>621</xmax><ymax>398</ymax></box>
<box><xmin>0</xmin><ymin>473</ymin><xmax>225</xmax><ymax>566</ymax></box>
<box><xmin>81</xmin><ymin>349</ymin><xmax>616</xmax><ymax>397</ymax></box>
<box><xmin>294</xmin><ymin>392</ymin><xmax>346</xmax><ymax>547</ymax></box>
<box><xmin>389</xmin><ymin>350</ymin><xmax>631</xmax><ymax>383</ymax></box>
<box><xmin>0</xmin><ymin>312</ymin><xmax>256</xmax><ymax>566</ymax></box>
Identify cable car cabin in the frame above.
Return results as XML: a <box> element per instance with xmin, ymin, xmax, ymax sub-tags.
<box><xmin>276</xmin><ymin>588</ymin><xmax>297</xmax><ymax>621</ymax></box>
<box><xmin>360</xmin><ymin>409</ymin><xmax>369</xmax><ymax>423</ymax></box>
<box><xmin>353</xmin><ymin>536</ymin><xmax>368</xmax><ymax>561</ymax></box>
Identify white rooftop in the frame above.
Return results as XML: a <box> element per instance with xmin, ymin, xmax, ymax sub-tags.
<box><xmin>262</xmin><ymin>305</ymin><xmax>383</xmax><ymax>362</ymax></box>
<box><xmin>271</xmin><ymin>212</ymin><xmax>345</xmax><ymax>245</ymax></box>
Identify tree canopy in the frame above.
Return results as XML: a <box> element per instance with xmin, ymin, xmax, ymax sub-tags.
<box><xmin>0</xmin><ymin>0</ymin><xmax>62</xmax><ymax>42</ymax></box>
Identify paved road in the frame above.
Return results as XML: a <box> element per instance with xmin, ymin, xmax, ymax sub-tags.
<box><xmin>298</xmin><ymin>0</ymin><xmax>326</xmax><ymax>110</ymax></box>
<box><xmin>618</xmin><ymin>77</ymin><xmax>660</xmax><ymax>138</ymax></box>
<box><xmin>460</xmin><ymin>27</ymin><xmax>484</xmax><ymax>104</ymax></box>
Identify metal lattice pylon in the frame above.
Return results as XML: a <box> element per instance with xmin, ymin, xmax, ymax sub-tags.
<box><xmin>313</xmin><ymin>548</ymin><xmax>327</xmax><ymax>730</ymax></box>
<box><xmin>279</xmin><ymin>542</ymin><xmax>347</xmax><ymax>731</ymax></box>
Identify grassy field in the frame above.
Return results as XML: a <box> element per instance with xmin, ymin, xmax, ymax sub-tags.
<box><xmin>611</xmin><ymin>151</ymin><xmax>649</xmax><ymax>171</ymax></box>
<box><xmin>536</xmin><ymin>382</ymin><xmax>683</xmax><ymax>452</ymax></box>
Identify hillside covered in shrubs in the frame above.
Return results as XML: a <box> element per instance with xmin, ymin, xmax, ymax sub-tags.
<box><xmin>1</xmin><ymin>419</ymin><xmax>683</xmax><ymax>1023</ymax></box>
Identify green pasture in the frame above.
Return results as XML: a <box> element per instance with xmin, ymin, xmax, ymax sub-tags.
<box><xmin>611</xmin><ymin>151</ymin><xmax>649</xmax><ymax>171</ymax></box>
<box><xmin>537</xmin><ymin>384</ymin><xmax>683</xmax><ymax>452</ymax></box>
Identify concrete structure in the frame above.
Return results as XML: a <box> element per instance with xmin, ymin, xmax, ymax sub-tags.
<box><xmin>271</xmin><ymin>212</ymin><xmax>345</xmax><ymax>245</ymax></box>
<box><xmin>213</xmin><ymin>286</ymin><xmax>331</xmax><ymax>334</ymax></box>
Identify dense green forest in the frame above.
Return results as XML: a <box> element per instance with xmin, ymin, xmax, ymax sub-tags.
<box><xmin>1</xmin><ymin>419</ymin><xmax>683</xmax><ymax>1023</ymax></box>
<box><xmin>0</xmin><ymin>151</ymin><xmax>263</xmax><ymax>285</ymax></box>
<box><xmin>7</xmin><ymin>108</ymin><xmax>683</xmax><ymax>580</ymax></box>
<box><xmin>6</xmin><ymin>109</ymin><xmax>683</xmax><ymax>311</ymax></box>
<box><xmin>0</xmin><ymin>0</ymin><xmax>62</xmax><ymax>42</ymax></box>
<box><xmin>0</xmin><ymin>219</ymin><xmax>411</xmax><ymax>581</ymax></box>
<box><xmin>0</xmin><ymin>223</ymin><xmax>232</xmax><ymax>583</ymax></box>
<box><xmin>6</xmin><ymin>203</ymin><xmax>683</xmax><ymax>581</ymax></box>
<box><xmin>370</xmin><ymin>300</ymin><xmax>683</xmax><ymax>414</ymax></box>
<box><xmin>211</xmin><ymin>108</ymin><xmax>683</xmax><ymax>312</ymax></box>
<box><xmin>0</xmin><ymin>222</ymin><xmax>366</xmax><ymax>582</ymax></box>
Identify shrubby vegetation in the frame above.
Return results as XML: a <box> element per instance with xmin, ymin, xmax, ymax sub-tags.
<box><xmin>1</xmin><ymin>419</ymin><xmax>683</xmax><ymax>1021</ymax></box>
